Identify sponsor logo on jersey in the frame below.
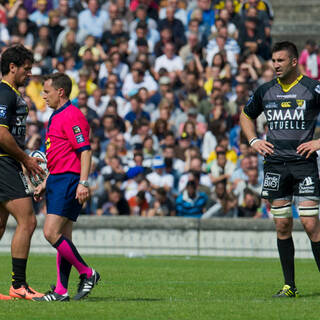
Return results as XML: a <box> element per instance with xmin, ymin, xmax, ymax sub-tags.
<box><xmin>266</xmin><ymin>109</ymin><xmax>304</xmax><ymax>121</ymax></box>
<box><xmin>266</xmin><ymin>108</ymin><xmax>305</xmax><ymax>130</ymax></box>
<box><xmin>281</xmin><ymin>101</ymin><xmax>292</xmax><ymax>108</ymax></box>
<box><xmin>263</xmin><ymin>172</ymin><xmax>280</xmax><ymax>191</ymax></box>
<box><xmin>265</xmin><ymin>102</ymin><xmax>277</xmax><ymax>109</ymax></box>
<box><xmin>315</xmin><ymin>85</ymin><xmax>320</xmax><ymax>94</ymax></box>
<box><xmin>296</xmin><ymin>99</ymin><xmax>306</xmax><ymax>109</ymax></box>
<box><xmin>45</xmin><ymin>137</ymin><xmax>51</xmax><ymax>150</ymax></box>
<box><xmin>76</xmin><ymin>134</ymin><xmax>85</xmax><ymax>143</ymax></box>
<box><xmin>277</xmin><ymin>94</ymin><xmax>297</xmax><ymax>98</ymax></box>
<box><xmin>0</xmin><ymin>105</ymin><xmax>7</xmax><ymax>118</ymax></box>
<box><xmin>299</xmin><ymin>176</ymin><xmax>315</xmax><ymax>194</ymax></box>
<box><xmin>72</xmin><ymin>125</ymin><xmax>82</xmax><ymax>134</ymax></box>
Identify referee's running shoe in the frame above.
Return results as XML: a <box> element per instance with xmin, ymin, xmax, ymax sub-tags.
<box><xmin>73</xmin><ymin>269</ymin><xmax>100</xmax><ymax>300</ymax></box>
<box><xmin>32</xmin><ymin>286</ymin><xmax>69</xmax><ymax>302</ymax></box>
<box><xmin>272</xmin><ymin>285</ymin><xmax>299</xmax><ymax>298</ymax></box>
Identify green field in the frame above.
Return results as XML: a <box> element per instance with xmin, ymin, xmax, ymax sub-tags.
<box><xmin>0</xmin><ymin>254</ymin><xmax>320</xmax><ymax>320</ymax></box>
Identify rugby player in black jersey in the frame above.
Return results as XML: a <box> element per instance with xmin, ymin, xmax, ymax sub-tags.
<box><xmin>0</xmin><ymin>45</ymin><xmax>45</xmax><ymax>300</ymax></box>
<box><xmin>240</xmin><ymin>41</ymin><xmax>320</xmax><ymax>298</ymax></box>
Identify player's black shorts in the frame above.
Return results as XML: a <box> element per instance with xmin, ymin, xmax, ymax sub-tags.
<box><xmin>0</xmin><ymin>156</ymin><xmax>30</xmax><ymax>202</ymax></box>
<box><xmin>262</xmin><ymin>159</ymin><xmax>320</xmax><ymax>200</ymax></box>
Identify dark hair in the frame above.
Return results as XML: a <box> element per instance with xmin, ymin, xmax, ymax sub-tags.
<box><xmin>43</xmin><ymin>72</ymin><xmax>72</xmax><ymax>98</ymax></box>
<box><xmin>271</xmin><ymin>41</ymin><xmax>299</xmax><ymax>59</ymax></box>
<box><xmin>1</xmin><ymin>44</ymin><xmax>34</xmax><ymax>75</ymax></box>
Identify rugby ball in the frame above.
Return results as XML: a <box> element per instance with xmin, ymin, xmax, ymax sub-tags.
<box><xmin>29</xmin><ymin>150</ymin><xmax>49</xmax><ymax>187</ymax></box>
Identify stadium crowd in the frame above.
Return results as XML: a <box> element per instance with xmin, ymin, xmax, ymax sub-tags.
<box><xmin>0</xmin><ymin>0</ymin><xmax>301</xmax><ymax>218</ymax></box>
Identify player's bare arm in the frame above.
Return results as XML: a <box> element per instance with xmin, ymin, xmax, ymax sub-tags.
<box><xmin>0</xmin><ymin>126</ymin><xmax>45</xmax><ymax>177</ymax></box>
<box><xmin>76</xmin><ymin>149</ymin><xmax>92</xmax><ymax>205</ymax></box>
<box><xmin>239</xmin><ymin>112</ymin><xmax>274</xmax><ymax>156</ymax></box>
<box><xmin>296</xmin><ymin>139</ymin><xmax>320</xmax><ymax>159</ymax></box>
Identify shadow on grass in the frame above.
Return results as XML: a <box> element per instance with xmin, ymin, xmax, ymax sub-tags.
<box><xmin>85</xmin><ymin>297</ymin><xmax>164</xmax><ymax>302</ymax></box>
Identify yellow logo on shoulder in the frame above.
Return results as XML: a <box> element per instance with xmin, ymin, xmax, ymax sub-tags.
<box><xmin>281</xmin><ymin>101</ymin><xmax>292</xmax><ymax>108</ymax></box>
<box><xmin>45</xmin><ymin>137</ymin><xmax>51</xmax><ymax>150</ymax></box>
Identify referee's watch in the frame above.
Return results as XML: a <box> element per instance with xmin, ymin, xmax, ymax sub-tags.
<box><xmin>79</xmin><ymin>180</ymin><xmax>89</xmax><ymax>188</ymax></box>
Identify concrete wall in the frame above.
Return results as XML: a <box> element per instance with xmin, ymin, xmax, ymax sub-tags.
<box><xmin>269</xmin><ymin>0</ymin><xmax>320</xmax><ymax>51</ymax></box>
<box><xmin>0</xmin><ymin>216</ymin><xmax>313</xmax><ymax>258</ymax></box>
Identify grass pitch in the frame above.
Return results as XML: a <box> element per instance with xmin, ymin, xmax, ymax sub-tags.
<box><xmin>0</xmin><ymin>254</ymin><xmax>320</xmax><ymax>320</ymax></box>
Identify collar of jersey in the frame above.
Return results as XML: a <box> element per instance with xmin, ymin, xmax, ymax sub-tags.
<box><xmin>1</xmin><ymin>80</ymin><xmax>20</xmax><ymax>96</ymax></box>
<box><xmin>48</xmin><ymin>100</ymin><xmax>71</xmax><ymax>131</ymax></box>
<box><xmin>277</xmin><ymin>74</ymin><xmax>303</xmax><ymax>92</ymax></box>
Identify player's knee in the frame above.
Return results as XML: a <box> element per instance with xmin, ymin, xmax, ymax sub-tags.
<box><xmin>43</xmin><ymin>227</ymin><xmax>58</xmax><ymax>245</ymax></box>
<box><xmin>275</xmin><ymin>219</ymin><xmax>292</xmax><ymax>237</ymax></box>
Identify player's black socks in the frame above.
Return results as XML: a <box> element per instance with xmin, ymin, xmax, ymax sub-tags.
<box><xmin>12</xmin><ymin>257</ymin><xmax>27</xmax><ymax>289</ymax></box>
<box><xmin>311</xmin><ymin>240</ymin><xmax>320</xmax><ymax>272</ymax></box>
<box><xmin>277</xmin><ymin>237</ymin><xmax>295</xmax><ymax>288</ymax></box>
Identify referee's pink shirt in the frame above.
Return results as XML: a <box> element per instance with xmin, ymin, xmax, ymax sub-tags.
<box><xmin>45</xmin><ymin>101</ymin><xmax>91</xmax><ymax>175</ymax></box>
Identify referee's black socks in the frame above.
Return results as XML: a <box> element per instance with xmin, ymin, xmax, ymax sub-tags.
<box><xmin>311</xmin><ymin>240</ymin><xmax>320</xmax><ymax>272</ymax></box>
<box><xmin>12</xmin><ymin>257</ymin><xmax>27</xmax><ymax>289</ymax></box>
<box><xmin>277</xmin><ymin>237</ymin><xmax>296</xmax><ymax>288</ymax></box>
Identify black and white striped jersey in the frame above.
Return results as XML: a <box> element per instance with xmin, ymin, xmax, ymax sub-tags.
<box><xmin>243</xmin><ymin>75</ymin><xmax>320</xmax><ymax>162</ymax></box>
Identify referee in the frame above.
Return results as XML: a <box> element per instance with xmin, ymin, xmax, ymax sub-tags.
<box><xmin>240</xmin><ymin>41</ymin><xmax>320</xmax><ymax>298</ymax></box>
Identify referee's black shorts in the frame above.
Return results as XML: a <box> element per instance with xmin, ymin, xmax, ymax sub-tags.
<box><xmin>0</xmin><ymin>156</ymin><xmax>30</xmax><ymax>202</ymax></box>
<box><xmin>262</xmin><ymin>159</ymin><xmax>320</xmax><ymax>200</ymax></box>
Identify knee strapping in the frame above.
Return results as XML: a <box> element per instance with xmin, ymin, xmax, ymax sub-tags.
<box><xmin>271</xmin><ymin>203</ymin><xmax>292</xmax><ymax>218</ymax></box>
<box><xmin>299</xmin><ymin>206</ymin><xmax>319</xmax><ymax>216</ymax></box>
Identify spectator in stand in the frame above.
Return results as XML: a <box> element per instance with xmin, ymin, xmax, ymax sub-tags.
<box><xmin>238</xmin><ymin>188</ymin><xmax>261</xmax><ymax>218</ymax></box>
<box><xmin>210</xmin><ymin>148</ymin><xmax>236</xmax><ymax>185</ymax></box>
<box><xmin>158</xmin><ymin>6</ymin><xmax>186</xmax><ymax>46</ymax></box>
<box><xmin>124</xmin><ymin>95</ymin><xmax>150</xmax><ymax>127</ymax></box>
<box><xmin>179</xmin><ymin>31</ymin><xmax>202</xmax><ymax>65</ymax></box>
<box><xmin>29</xmin><ymin>0</ymin><xmax>49</xmax><ymax>27</ymax></box>
<box><xmin>205</xmin><ymin>52</ymin><xmax>232</xmax><ymax>89</ymax></box>
<box><xmin>148</xmin><ymin>187</ymin><xmax>175</xmax><ymax>216</ymax></box>
<box><xmin>104</xmin><ymin>1</ymin><xmax>129</xmax><ymax>33</ymax></box>
<box><xmin>187</xmin><ymin>0</ymin><xmax>215</xmax><ymax>37</ymax></box>
<box><xmin>78</xmin><ymin>0</ymin><xmax>108</xmax><ymax>41</ymax></box>
<box><xmin>128</xmin><ymin>190</ymin><xmax>149</xmax><ymax>216</ymax></box>
<box><xmin>104</xmin><ymin>100</ymin><xmax>126</xmax><ymax>134</ymax></box>
<box><xmin>154</xmin><ymin>42</ymin><xmax>184</xmax><ymax>84</ymax></box>
<box><xmin>129</xmin><ymin>0</ymin><xmax>159</xmax><ymax>21</ymax></box>
<box><xmin>146</xmin><ymin>156</ymin><xmax>174</xmax><ymax>194</ymax></box>
<box><xmin>102</xmin><ymin>156</ymin><xmax>127</xmax><ymax>191</ymax></box>
<box><xmin>176</xmin><ymin>180</ymin><xmax>208</xmax><ymax>217</ymax></box>
<box><xmin>178</xmin><ymin>156</ymin><xmax>212</xmax><ymax>192</ymax></box>
<box><xmin>96</xmin><ymin>185</ymin><xmax>130</xmax><ymax>216</ymax></box>
<box><xmin>238</xmin><ymin>16</ymin><xmax>269</xmax><ymax>61</ymax></box>
<box><xmin>7</xmin><ymin>4</ymin><xmax>38</xmax><ymax>40</ymax></box>
<box><xmin>240</xmin><ymin>0</ymin><xmax>273</xmax><ymax>25</ymax></box>
<box><xmin>201</xmin><ymin>179</ymin><xmax>238</xmax><ymax>218</ymax></box>
<box><xmin>47</xmin><ymin>9</ymin><xmax>64</xmax><ymax>53</ymax></box>
<box><xmin>100</xmin><ymin>18</ymin><xmax>129</xmax><ymax>53</ymax></box>
<box><xmin>177</xmin><ymin>71</ymin><xmax>207</xmax><ymax>107</ymax></box>
<box><xmin>233</xmin><ymin>166</ymin><xmax>262</xmax><ymax>205</ymax></box>
<box><xmin>212</xmin><ymin>9</ymin><xmax>238</xmax><ymax>40</ymax></box>
<box><xmin>11</xmin><ymin>20</ymin><xmax>35</xmax><ymax>49</ymax></box>
<box><xmin>122</xmin><ymin>66</ymin><xmax>158</xmax><ymax>100</ymax></box>
<box><xmin>129</xmin><ymin>4</ymin><xmax>157</xmax><ymax>37</ymax></box>
<box><xmin>234</xmin><ymin>61</ymin><xmax>258</xmax><ymax>92</ymax></box>
<box><xmin>299</xmin><ymin>39</ymin><xmax>320</xmax><ymax>81</ymax></box>
<box><xmin>87</xmin><ymin>88</ymin><xmax>109</xmax><ymax>118</ymax></box>
<box><xmin>129</xmin><ymin>20</ymin><xmax>159</xmax><ymax>55</ymax></box>
<box><xmin>159</xmin><ymin>0</ymin><xmax>187</xmax><ymax>26</ymax></box>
